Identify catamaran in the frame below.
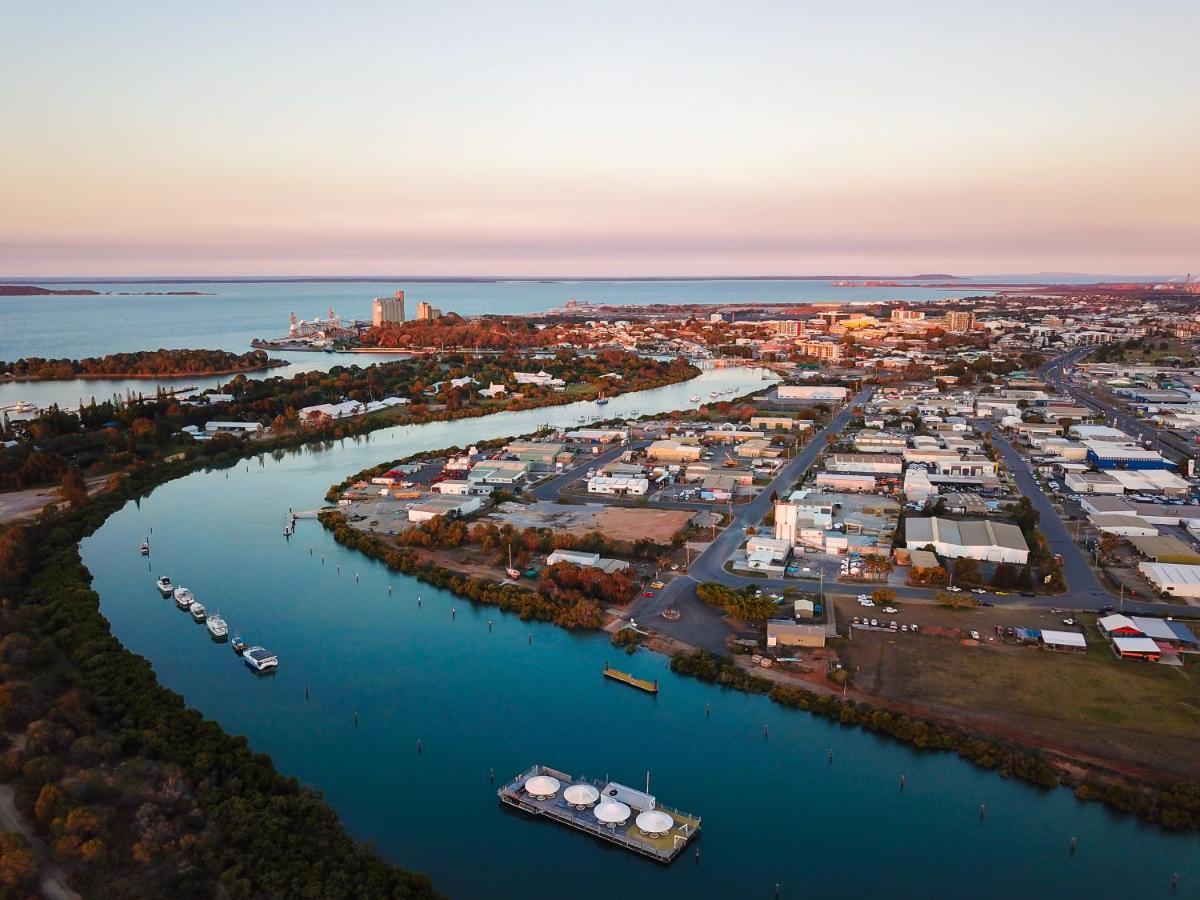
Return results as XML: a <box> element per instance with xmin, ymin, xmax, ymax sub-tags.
<box><xmin>243</xmin><ymin>646</ymin><xmax>279</xmax><ymax>673</ymax></box>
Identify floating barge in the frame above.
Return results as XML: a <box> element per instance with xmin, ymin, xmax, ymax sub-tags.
<box><xmin>498</xmin><ymin>765</ymin><xmax>700</xmax><ymax>863</ymax></box>
<box><xmin>602</xmin><ymin>661</ymin><xmax>658</xmax><ymax>693</ymax></box>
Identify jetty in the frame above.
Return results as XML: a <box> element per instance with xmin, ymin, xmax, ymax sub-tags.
<box><xmin>603</xmin><ymin>661</ymin><xmax>658</xmax><ymax>693</ymax></box>
<box><xmin>498</xmin><ymin>765</ymin><xmax>700</xmax><ymax>863</ymax></box>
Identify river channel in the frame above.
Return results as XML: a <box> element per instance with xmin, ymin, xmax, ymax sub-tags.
<box><xmin>80</xmin><ymin>369</ymin><xmax>1198</xmax><ymax>898</ymax></box>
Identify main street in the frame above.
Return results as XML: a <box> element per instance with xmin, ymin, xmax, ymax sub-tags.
<box><xmin>627</xmin><ymin>387</ymin><xmax>874</xmax><ymax>649</ymax></box>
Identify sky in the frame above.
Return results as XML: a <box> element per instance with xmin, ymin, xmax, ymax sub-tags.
<box><xmin>2</xmin><ymin>1</ymin><xmax>1198</xmax><ymax>278</ymax></box>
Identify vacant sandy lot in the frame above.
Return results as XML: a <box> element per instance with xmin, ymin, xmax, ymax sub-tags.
<box><xmin>491</xmin><ymin>501</ymin><xmax>691</xmax><ymax>544</ymax></box>
<box><xmin>596</xmin><ymin>507</ymin><xmax>692</xmax><ymax>542</ymax></box>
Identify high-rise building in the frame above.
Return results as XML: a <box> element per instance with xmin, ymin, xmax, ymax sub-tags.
<box><xmin>372</xmin><ymin>290</ymin><xmax>405</xmax><ymax>327</ymax></box>
<box><xmin>796</xmin><ymin>340</ymin><xmax>843</xmax><ymax>361</ymax></box>
<box><xmin>945</xmin><ymin>310</ymin><xmax>975</xmax><ymax>333</ymax></box>
<box><xmin>416</xmin><ymin>301</ymin><xmax>433</xmax><ymax>321</ymax></box>
<box><xmin>773</xmin><ymin>320</ymin><xmax>803</xmax><ymax>337</ymax></box>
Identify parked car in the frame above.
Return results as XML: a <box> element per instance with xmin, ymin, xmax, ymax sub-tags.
<box><xmin>650</xmin><ymin>581</ymin><xmax>665</xmax><ymax>589</ymax></box>
<box><xmin>882</xmin><ymin>606</ymin><xmax>898</xmax><ymax>614</ymax></box>
<box><xmin>971</xmin><ymin>588</ymin><xmax>986</xmax><ymax>595</ymax></box>
<box><xmin>946</xmin><ymin>586</ymin><xmax>963</xmax><ymax>593</ymax></box>
<box><xmin>642</xmin><ymin>591</ymin><xmax>655</xmax><ymax>598</ymax></box>
<box><xmin>1061</xmin><ymin>617</ymin><xmax>1076</xmax><ymax>625</ymax></box>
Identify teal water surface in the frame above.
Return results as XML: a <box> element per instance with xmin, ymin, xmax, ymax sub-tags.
<box><xmin>80</xmin><ymin>370</ymin><xmax>1198</xmax><ymax>898</ymax></box>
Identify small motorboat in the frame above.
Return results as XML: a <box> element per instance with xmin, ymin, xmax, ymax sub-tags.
<box><xmin>189</xmin><ymin>601</ymin><xmax>207</xmax><ymax>623</ymax></box>
<box><xmin>231</xmin><ymin>634</ymin><xmax>248</xmax><ymax>655</ymax></box>
<box><xmin>173</xmin><ymin>587</ymin><xmax>194</xmax><ymax>609</ymax></box>
<box><xmin>243</xmin><ymin>646</ymin><xmax>279</xmax><ymax>673</ymax></box>
<box><xmin>155</xmin><ymin>575</ymin><xmax>173</xmax><ymax>596</ymax></box>
<box><xmin>206</xmin><ymin>614</ymin><xmax>229</xmax><ymax>640</ymax></box>
<box><xmin>689</xmin><ymin>395</ymin><xmax>701</xmax><ymax>403</ymax></box>
<box><xmin>139</xmin><ymin>540</ymin><xmax>150</xmax><ymax>556</ymax></box>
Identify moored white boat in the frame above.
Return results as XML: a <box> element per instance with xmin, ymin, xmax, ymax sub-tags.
<box><xmin>155</xmin><ymin>575</ymin><xmax>173</xmax><ymax>595</ymax></box>
<box><xmin>173</xmin><ymin>586</ymin><xmax>194</xmax><ymax>609</ymax></box>
<box><xmin>206</xmin><ymin>614</ymin><xmax>228</xmax><ymax>640</ymax></box>
<box><xmin>189</xmin><ymin>601</ymin><xmax>207</xmax><ymax>622</ymax></box>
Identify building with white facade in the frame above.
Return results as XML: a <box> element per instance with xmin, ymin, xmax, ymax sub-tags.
<box><xmin>905</xmin><ymin>516</ymin><xmax>1029</xmax><ymax>564</ymax></box>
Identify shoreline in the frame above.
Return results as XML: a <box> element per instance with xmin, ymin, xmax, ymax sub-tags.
<box><xmin>315</xmin><ymin>458</ymin><xmax>1200</xmax><ymax>835</ymax></box>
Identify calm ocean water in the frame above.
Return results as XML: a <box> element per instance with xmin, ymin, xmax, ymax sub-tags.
<box><xmin>0</xmin><ymin>278</ymin><xmax>989</xmax><ymax>361</ymax></box>
<box><xmin>79</xmin><ymin>370</ymin><xmax>1199</xmax><ymax>899</ymax></box>
<box><xmin>0</xmin><ymin>278</ymin><xmax>988</xmax><ymax>411</ymax></box>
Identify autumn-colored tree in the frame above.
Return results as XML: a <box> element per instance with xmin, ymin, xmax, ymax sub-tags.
<box><xmin>0</xmin><ymin>832</ymin><xmax>38</xmax><ymax>887</ymax></box>
<box><xmin>60</xmin><ymin>469</ymin><xmax>90</xmax><ymax>510</ymax></box>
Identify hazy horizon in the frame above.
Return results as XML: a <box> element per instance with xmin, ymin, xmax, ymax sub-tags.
<box><xmin>3</xmin><ymin>1</ymin><xmax>1197</xmax><ymax>277</ymax></box>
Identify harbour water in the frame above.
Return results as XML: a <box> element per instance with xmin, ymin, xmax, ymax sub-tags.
<box><xmin>78</xmin><ymin>368</ymin><xmax>1200</xmax><ymax>898</ymax></box>
<box><xmin>0</xmin><ymin>277</ymin><xmax>989</xmax><ymax>360</ymax></box>
<box><xmin>0</xmin><ymin>276</ymin><xmax>986</xmax><ymax>411</ymax></box>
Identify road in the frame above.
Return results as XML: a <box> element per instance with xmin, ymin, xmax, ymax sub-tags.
<box><xmin>528</xmin><ymin>441</ymin><xmax>639</xmax><ymax>501</ymax></box>
<box><xmin>627</xmin><ymin>388</ymin><xmax>875</xmax><ymax>649</ymax></box>
<box><xmin>611</xmin><ymin>360</ymin><xmax>1200</xmax><ymax>653</ymax></box>
<box><xmin>1041</xmin><ymin>346</ymin><xmax>1194</xmax><ymax>466</ymax></box>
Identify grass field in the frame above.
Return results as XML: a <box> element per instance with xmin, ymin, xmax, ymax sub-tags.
<box><xmin>843</xmin><ymin>610</ymin><xmax>1200</xmax><ymax>777</ymax></box>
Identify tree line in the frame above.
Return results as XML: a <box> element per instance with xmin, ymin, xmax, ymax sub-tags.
<box><xmin>0</xmin><ymin>350</ymin><xmax>698</xmax><ymax>492</ymax></box>
<box><xmin>0</xmin><ymin>468</ymin><xmax>441</xmax><ymax>897</ymax></box>
<box><xmin>1</xmin><ymin>349</ymin><xmax>282</xmax><ymax>380</ymax></box>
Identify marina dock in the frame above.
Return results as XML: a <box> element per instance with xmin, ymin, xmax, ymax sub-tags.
<box><xmin>603</xmin><ymin>661</ymin><xmax>658</xmax><ymax>693</ymax></box>
<box><xmin>498</xmin><ymin>765</ymin><xmax>700</xmax><ymax>863</ymax></box>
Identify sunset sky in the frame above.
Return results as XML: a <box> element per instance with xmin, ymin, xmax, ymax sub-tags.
<box><xmin>2</xmin><ymin>1</ymin><xmax>1198</xmax><ymax>277</ymax></box>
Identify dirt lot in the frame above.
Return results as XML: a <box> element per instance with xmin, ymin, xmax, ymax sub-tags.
<box><xmin>596</xmin><ymin>507</ymin><xmax>692</xmax><ymax>543</ymax></box>
<box><xmin>834</xmin><ymin>598</ymin><xmax>1200</xmax><ymax>779</ymax></box>
<box><xmin>491</xmin><ymin>501</ymin><xmax>691</xmax><ymax>544</ymax></box>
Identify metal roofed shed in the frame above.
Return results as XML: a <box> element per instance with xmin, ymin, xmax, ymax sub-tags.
<box><xmin>1138</xmin><ymin>562</ymin><xmax>1200</xmax><ymax>599</ymax></box>
<box><xmin>1112</xmin><ymin>636</ymin><xmax>1162</xmax><ymax>661</ymax></box>
<box><xmin>1128</xmin><ymin>535</ymin><xmax>1200</xmax><ymax>565</ymax></box>
<box><xmin>1039</xmin><ymin>630</ymin><xmax>1087</xmax><ymax>653</ymax></box>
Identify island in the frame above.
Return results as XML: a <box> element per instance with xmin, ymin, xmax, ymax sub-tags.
<box><xmin>0</xmin><ymin>349</ymin><xmax>287</xmax><ymax>381</ymax></box>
